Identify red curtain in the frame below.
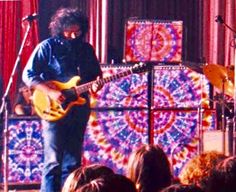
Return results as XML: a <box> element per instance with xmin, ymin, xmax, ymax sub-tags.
<box><xmin>0</xmin><ymin>0</ymin><xmax>39</xmax><ymax>109</ymax></box>
<box><xmin>88</xmin><ymin>0</ymin><xmax>108</xmax><ymax>63</ymax></box>
<box><xmin>203</xmin><ymin>0</ymin><xmax>236</xmax><ymax>66</ymax></box>
<box><xmin>21</xmin><ymin>1</ymin><xmax>39</xmax><ymax>72</ymax></box>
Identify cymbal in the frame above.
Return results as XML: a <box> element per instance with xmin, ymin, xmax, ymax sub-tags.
<box><xmin>203</xmin><ymin>64</ymin><xmax>234</xmax><ymax>97</ymax></box>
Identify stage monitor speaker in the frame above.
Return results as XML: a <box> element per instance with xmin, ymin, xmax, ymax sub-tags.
<box><xmin>6</xmin><ymin>116</ymin><xmax>43</xmax><ymax>184</ymax></box>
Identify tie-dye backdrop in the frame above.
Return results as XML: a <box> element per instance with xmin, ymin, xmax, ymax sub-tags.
<box><xmin>5</xmin><ymin>65</ymin><xmax>215</xmax><ymax>184</ymax></box>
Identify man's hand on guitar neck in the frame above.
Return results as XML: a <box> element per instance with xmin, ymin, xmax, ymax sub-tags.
<box><xmin>90</xmin><ymin>76</ymin><xmax>103</xmax><ymax>94</ymax></box>
<box><xmin>34</xmin><ymin>83</ymin><xmax>65</xmax><ymax>104</ymax></box>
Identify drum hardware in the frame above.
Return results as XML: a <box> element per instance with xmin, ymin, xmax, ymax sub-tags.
<box><xmin>226</xmin><ymin>117</ymin><xmax>235</xmax><ymax>155</ymax></box>
<box><xmin>197</xmin><ymin>97</ymin><xmax>220</xmax><ymax>154</ymax></box>
<box><xmin>197</xmin><ymin>101</ymin><xmax>204</xmax><ymax>154</ymax></box>
<box><xmin>215</xmin><ymin>14</ymin><xmax>236</xmax><ymax>155</ymax></box>
<box><xmin>203</xmin><ymin>63</ymin><xmax>235</xmax><ymax>155</ymax></box>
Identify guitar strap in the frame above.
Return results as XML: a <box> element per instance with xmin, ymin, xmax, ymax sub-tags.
<box><xmin>77</xmin><ymin>66</ymin><xmax>81</xmax><ymax>77</ymax></box>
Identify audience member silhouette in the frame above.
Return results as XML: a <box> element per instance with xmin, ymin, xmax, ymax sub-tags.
<box><xmin>160</xmin><ymin>183</ymin><xmax>204</xmax><ymax>192</ymax></box>
<box><xmin>126</xmin><ymin>144</ymin><xmax>172</xmax><ymax>192</ymax></box>
<box><xmin>62</xmin><ymin>164</ymin><xmax>114</xmax><ymax>192</ymax></box>
<box><xmin>178</xmin><ymin>151</ymin><xmax>226</xmax><ymax>191</ymax></box>
<box><xmin>206</xmin><ymin>155</ymin><xmax>236</xmax><ymax>192</ymax></box>
<box><xmin>77</xmin><ymin>173</ymin><xmax>137</xmax><ymax>192</ymax></box>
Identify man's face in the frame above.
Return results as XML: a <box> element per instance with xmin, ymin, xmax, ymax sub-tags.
<box><xmin>63</xmin><ymin>25</ymin><xmax>81</xmax><ymax>40</ymax></box>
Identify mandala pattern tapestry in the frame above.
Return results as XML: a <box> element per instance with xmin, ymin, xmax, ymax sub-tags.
<box><xmin>124</xmin><ymin>19</ymin><xmax>183</xmax><ymax>63</ymax></box>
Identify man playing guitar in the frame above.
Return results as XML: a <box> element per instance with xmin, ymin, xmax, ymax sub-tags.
<box><xmin>22</xmin><ymin>7</ymin><xmax>102</xmax><ymax>192</ymax></box>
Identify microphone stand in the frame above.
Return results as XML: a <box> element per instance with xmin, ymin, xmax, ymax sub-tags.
<box><xmin>216</xmin><ymin>15</ymin><xmax>236</xmax><ymax>155</ymax></box>
<box><xmin>234</xmin><ymin>35</ymin><xmax>236</xmax><ymax>155</ymax></box>
<box><xmin>0</xmin><ymin>20</ymin><xmax>34</xmax><ymax>192</ymax></box>
<box><xmin>197</xmin><ymin>100</ymin><xmax>203</xmax><ymax>154</ymax></box>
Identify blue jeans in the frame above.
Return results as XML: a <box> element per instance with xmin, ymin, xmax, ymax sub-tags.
<box><xmin>40</xmin><ymin>106</ymin><xmax>90</xmax><ymax>192</ymax></box>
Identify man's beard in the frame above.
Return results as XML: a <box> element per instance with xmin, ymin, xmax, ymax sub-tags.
<box><xmin>68</xmin><ymin>37</ymin><xmax>82</xmax><ymax>47</ymax></box>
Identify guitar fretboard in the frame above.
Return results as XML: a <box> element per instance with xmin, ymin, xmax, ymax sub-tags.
<box><xmin>75</xmin><ymin>68</ymin><xmax>133</xmax><ymax>95</ymax></box>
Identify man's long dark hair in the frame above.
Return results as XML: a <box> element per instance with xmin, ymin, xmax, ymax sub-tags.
<box><xmin>49</xmin><ymin>7</ymin><xmax>89</xmax><ymax>38</ymax></box>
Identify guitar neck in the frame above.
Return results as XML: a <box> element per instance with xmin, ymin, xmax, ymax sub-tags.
<box><xmin>75</xmin><ymin>68</ymin><xmax>133</xmax><ymax>95</ymax></box>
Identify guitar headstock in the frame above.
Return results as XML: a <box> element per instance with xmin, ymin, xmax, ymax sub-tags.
<box><xmin>132</xmin><ymin>62</ymin><xmax>150</xmax><ymax>74</ymax></box>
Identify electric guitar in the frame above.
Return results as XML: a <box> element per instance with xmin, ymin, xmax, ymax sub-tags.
<box><xmin>32</xmin><ymin>62</ymin><xmax>147</xmax><ymax>121</ymax></box>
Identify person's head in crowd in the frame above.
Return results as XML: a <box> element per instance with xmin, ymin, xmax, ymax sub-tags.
<box><xmin>14</xmin><ymin>83</ymin><xmax>35</xmax><ymax>115</ymax></box>
<box><xmin>126</xmin><ymin>144</ymin><xmax>172</xmax><ymax>192</ymax></box>
<box><xmin>160</xmin><ymin>183</ymin><xmax>204</xmax><ymax>192</ymax></box>
<box><xmin>206</xmin><ymin>155</ymin><xmax>236</xmax><ymax>192</ymax></box>
<box><xmin>62</xmin><ymin>164</ymin><xmax>114</xmax><ymax>192</ymax></box>
<box><xmin>77</xmin><ymin>173</ymin><xmax>137</xmax><ymax>192</ymax></box>
<box><xmin>178</xmin><ymin>151</ymin><xmax>226</xmax><ymax>191</ymax></box>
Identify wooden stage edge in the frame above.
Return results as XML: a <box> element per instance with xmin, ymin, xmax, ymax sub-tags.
<box><xmin>0</xmin><ymin>182</ymin><xmax>40</xmax><ymax>191</ymax></box>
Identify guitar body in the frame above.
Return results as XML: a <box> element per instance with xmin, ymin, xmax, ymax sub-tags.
<box><xmin>32</xmin><ymin>76</ymin><xmax>86</xmax><ymax>121</ymax></box>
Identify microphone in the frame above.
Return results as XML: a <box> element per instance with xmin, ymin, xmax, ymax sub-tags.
<box><xmin>215</xmin><ymin>15</ymin><xmax>224</xmax><ymax>24</ymax></box>
<box><xmin>22</xmin><ymin>13</ymin><xmax>39</xmax><ymax>22</ymax></box>
<box><xmin>215</xmin><ymin>15</ymin><xmax>236</xmax><ymax>34</ymax></box>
